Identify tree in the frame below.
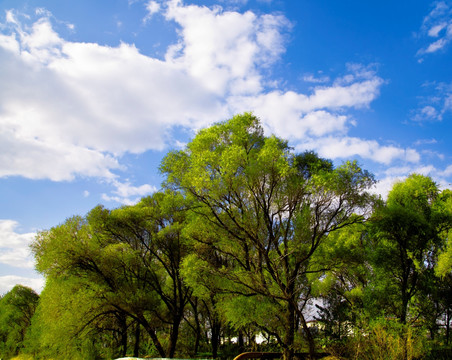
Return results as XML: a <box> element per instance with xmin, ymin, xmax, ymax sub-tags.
<box><xmin>31</xmin><ymin>191</ymin><xmax>192</xmax><ymax>358</ymax></box>
<box><xmin>25</xmin><ymin>276</ymin><xmax>132</xmax><ymax>360</ymax></box>
<box><xmin>436</xmin><ymin>189</ymin><xmax>452</xmax><ymax>277</ymax></box>
<box><xmin>161</xmin><ymin>113</ymin><xmax>375</xmax><ymax>360</ymax></box>
<box><xmin>29</xmin><ymin>216</ymin><xmax>145</xmax><ymax>359</ymax></box>
<box><xmin>88</xmin><ymin>191</ymin><xmax>193</xmax><ymax>358</ymax></box>
<box><xmin>310</xmin><ymin>221</ymin><xmax>369</xmax><ymax>341</ymax></box>
<box><xmin>368</xmin><ymin>174</ymin><xmax>452</xmax><ymax>325</ymax></box>
<box><xmin>0</xmin><ymin>285</ymin><xmax>39</xmax><ymax>359</ymax></box>
<box><xmin>182</xmin><ymin>240</ymin><xmax>231</xmax><ymax>358</ymax></box>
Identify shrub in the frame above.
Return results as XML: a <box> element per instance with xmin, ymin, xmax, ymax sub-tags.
<box><xmin>346</xmin><ymin>319</ymin><xmax>428</xmax><ymax>360</ymax></box>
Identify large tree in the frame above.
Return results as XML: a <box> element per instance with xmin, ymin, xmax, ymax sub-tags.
<box><xmin>25</xmin><ymin>276</ymin><xmax>134</xmax><ymax>360</ymax></box>
<box><xmin>31</xmin><ymin>191</ymin><xmax>192</xmax><ymax>358</ymax></box>
<box><xmin>367</xmin><ymin>174</ymin><xmax>452</xmax><ymax>325</ymax></box>
<box><xmin>161</xmin><ymin>113</ymin><xmax>375</xmax><ymax>360</ymax></box>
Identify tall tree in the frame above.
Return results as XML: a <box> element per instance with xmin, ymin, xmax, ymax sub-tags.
<box><xmin>367</xmin><ymin>174</ymin><xmax>452</xmax><ymax>325</ymax></box>
<box><xmin>24</xmin><ymin>276</ymin><xmax>133</xmax><ymax>360</ymax></box>
<box><xmin>161</xmin><ymin>113</ymin><xmax>375</xmax><ymax>360</ymax></box>
<box><xmin>31</xmin><ymin>191</ymin><xmax>192</xmax><ymax>358</ymax></box>
<box><xmin>182</xmin><ymin>241</ymin><xmax>230</xmax><ymax>358</ymax></box>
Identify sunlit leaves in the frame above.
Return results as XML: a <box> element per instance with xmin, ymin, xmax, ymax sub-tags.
<box><xmin>161</xmin><ymin>113</ymin><xmax>376</xmax><ymax>357</ymax></box>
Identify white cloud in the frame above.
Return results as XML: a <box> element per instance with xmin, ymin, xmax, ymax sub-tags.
<box><xmin>439</xmin><ymin>164</ymin><xmax>452</xmax><ymax>177</ymax></box>
<box><xmin>417</xmin><ymin>1</ymin><xmax>452</xmax><ymax>56</ymax></box>
<box><xmin>0</xmin><ymin>220</ymin><xmax>36</xmax><ymax>268</ymax></box>
<box><xmin>297</xmin><ymin>136</ymin><xmax>420</xmax><ymax>165</ymax></box>
<box><xmin>0</xmin><ymin>2</ymin><xmax>416</xmax><ymax>187</ymax></box>
<box><xmin>219</xmin><ymin>0</ymin><xmax>249</xmax><ymax>5</ymax></box>
<box><xmin>147</xmin><ymin>0</ymin><xmax>161</xmax><ymax>14</ymax></box>
<box><xmin>227</xmin><ymin>65</ymin><xmax>393</xmax><ymax>165</ymax></box>
<box><xmin>303</xmin><ymin>73</ymin><xmax>330</xmax><ymax>84</ymax></box>
<box><xmin>0</xmin><ymin>128</ymin><xmax>122</xmax><ymax>181</ymax></box>
<box><xmin>444</xmin><ymin>93</ymin><xmax>452</xmax><ymax>111</ymax></box>
<box><xmin>413</xmin><ymin>105</ymin><xmax>440</xmax><ymax>121</ymax></box>
<box><xmin>102</xmin><ymin>179</ymin><xmax>157</xmax><ymax>205</ymax></box>
<box><xmin>164</xmin><ymin>0</ymin><xmax>290</xmax><ymax>95</ymax></box>
<box><xmin>0</xmin><ymin>3</ymin><xmax>289</xmax><ymax>183</ymax></box>
<box><xmin>371</xmin><ymin>176</ymin><xmax>404</xmax><ymax>200</ymax></box>
<box><xmin>411</xmin><ymin>81</ymin><xmax>452</xmax><ymax>122</ymax></box>
<box><xmin>428</xmin><ymin>22</ymin><xmax>447</xmax><ymax>37</ymax></box>
<box><xmin>425</xmin><ymin>37</ymin><xmax>448</xmax><ymax>53</ymax></box>
<box><xmin>305</xmin><ymin>78</ymin><xmax>383</xmax><ymax>110</ymax></box>
<box><xmin>144</xmin><ymin>1</ymin><xmax>161</xmax><ymax>22</ymax></box>
<box><xmin>0</xmin><ymin>10</ymin><xmax>226</xmax><ymax>181</ymax></box>
<box><xmin>414</xmin><ymin>138</ymin><xmax>438</xmax><ymax>146</ymax></box>
<box><xmin>0</xmin><ymin>275</ymin><xmax>44</xmax><ymax>295</ymax></box>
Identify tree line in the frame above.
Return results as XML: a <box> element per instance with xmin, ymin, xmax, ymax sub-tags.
<box><xmin>1</xmin><ymin>113</ymin><xmax>451</xmax><ymax>360</ymax></box>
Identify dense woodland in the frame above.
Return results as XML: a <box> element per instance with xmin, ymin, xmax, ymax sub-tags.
<box><xmin>1</xmin><ymin>114</ymin><xmax>452</xmax><ymax>360</ymax></box>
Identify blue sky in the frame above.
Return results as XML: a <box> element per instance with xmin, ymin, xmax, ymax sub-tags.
<box><xmin>0</xmin><ymin>0</ymin><xmax>451</xmax><ymax>294</ymax></box>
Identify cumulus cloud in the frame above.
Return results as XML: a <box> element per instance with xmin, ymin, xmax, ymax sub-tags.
<box><xmin>102</xmin><ymin>179</ymin><xmax>158</xmax><ymax>205</ymax></box>
<box><xmin>0</xmin><ymin>275</ymin><xmax>44</xmax><ymax>295</ymax></box>
<box><xmin>164</xmin><ymin>0</ymin><xmax>290</xmax><ymax>95</ymax></box>
<box><xmin>144</xmin><ymin>1</ymin><xmax>161</xmax><ymax>23</ymax></box>
<box><xmin>0</xmin><ymin>220</ymin><xmax>36</xmax><ymax>269</ymax></box>
<box><xmin>297</xmin><ymin>136</ymin><xmax>420</xmax><ymax>165</ymax></box>
<box><xmin>370</xmin><ymin>161</ymin><xmax>452</xmax><ymax>200</ymax></box>
<box><xmin>0</xmin><ymin>3</ymin><xmax>291</xmax><ymax>183</ymax></box>
<box><xmin>0</xmin><ymin>1</ymin><xmax>418</xmax><ymax>188</ymax></box>
<box><xmin>0</xmin><ymin>9</ymin><xmax>225</xmax><ymax>182</ymax></box>
<box><xmin>227</xmin><ymin>64</ymin><xmax>401</xmax><ymax>165</ymax></box>
<box><xmin>440</xmin><ymin>164</ymin><xmax>452</xmax><ymax>177</ymax></box>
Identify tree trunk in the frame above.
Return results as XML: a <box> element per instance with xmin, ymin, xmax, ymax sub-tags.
<box><xmin>133</xmin><ymin>322</ymin><xmax>141</xmax><ymax>358</ymax></box>
<box><xmin>211</xmin><ymin>318</ymin><xmax>222</xmax><ymax>359</ymax></box>
<box><xmin>194</xmin><ymin>322</ymin><xmax>201</xmax><ymax>355</ymax></box>
<box><xmin>192</xmin><ymin>300</ymin><xmax>201</xmax><ymax>355</ymax></box>
<box><xmin>238</xmin><ymin>329</ymin><xmax>245</xmax><ymax>353</ymax></box>
<box><xmin>140</xmin><ymin>317</ymin><xmax>166</xmax><ymax>358</ymax></box>
<box><xmin>299</xmin><ymin>313</ymin><xmax>315</xmax><ymax>360</ymax></box>
<box><xmin>283</xmin><ymin>301</ymin><xmax>296</xmax><ymax>360</ymax></box>
<box><xmin>119</xmin><ymin>315</ymin><xmax>128</xmax><ymax>357</ymax></box>
<box><xmin>168</xmin><ymin>313</ymin><xmax>182</xmax><ymax>358</ymax></box>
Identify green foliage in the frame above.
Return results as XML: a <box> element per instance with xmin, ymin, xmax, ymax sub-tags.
<box><xmin>10</xmin><ymin>114</ymin><xmax>451</xmax><ymax>359</ymax></box>
<box><xmin>437</xmin><ymin>236</ymin><xmax>452</xmax><ymax>276</ymax></box>
<box><xmin>162</xmin><ymin>113</ymin><xmax>376</xmax><ymax>359</ymax></box>
<box><xmin>24</xmin><ymin>276</ymin><xmax>126</xmax><ymax>360</ymax></box>
<box><xmin>436</xmin><ymin>190</ymin><xmax>452</xmax><ymax>276</ymax></box>
<box><xmin>309</xmin><ymin>223</ymin><xmax>369</xmax><ymax>342</ymax></box>
<box><xmin>348</xmin><ymin>318</ymin><xmax>428</xmax><ymax>360</ymax></box>
<box><xmin>29</xmin><ymin>190</ymin><xmax>193</xmax><ymax>358</ymax></box>
<box><xmin>0</xmin><ymin>285</ymin><xmax>39</xmax><ymax>359</ymax></box>
<box><xmin>295</xmin><ymin>150</ymin><xmax>333</xmax><ymax>179</ymax></box>
<box><xmin>367</xmin><ymin>174</ymin><xmax>452</xmax><ymax>325</ymax></box>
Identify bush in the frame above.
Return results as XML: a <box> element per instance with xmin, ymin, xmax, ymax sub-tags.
<box><xmin>345</xmin><ymin>319</ymin><xmax>428</xmax><ymax>360</ymax></box>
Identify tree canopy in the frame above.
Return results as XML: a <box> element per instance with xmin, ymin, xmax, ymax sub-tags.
<box><xmin>161</xmin><ymin>113</ymin><xmax>376</xmax><ymax>359</ymax></box>
<box><xmin>6</xmin><ymin>113</ymin><xmax>450</xmax><ymax>360</ymax></box>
